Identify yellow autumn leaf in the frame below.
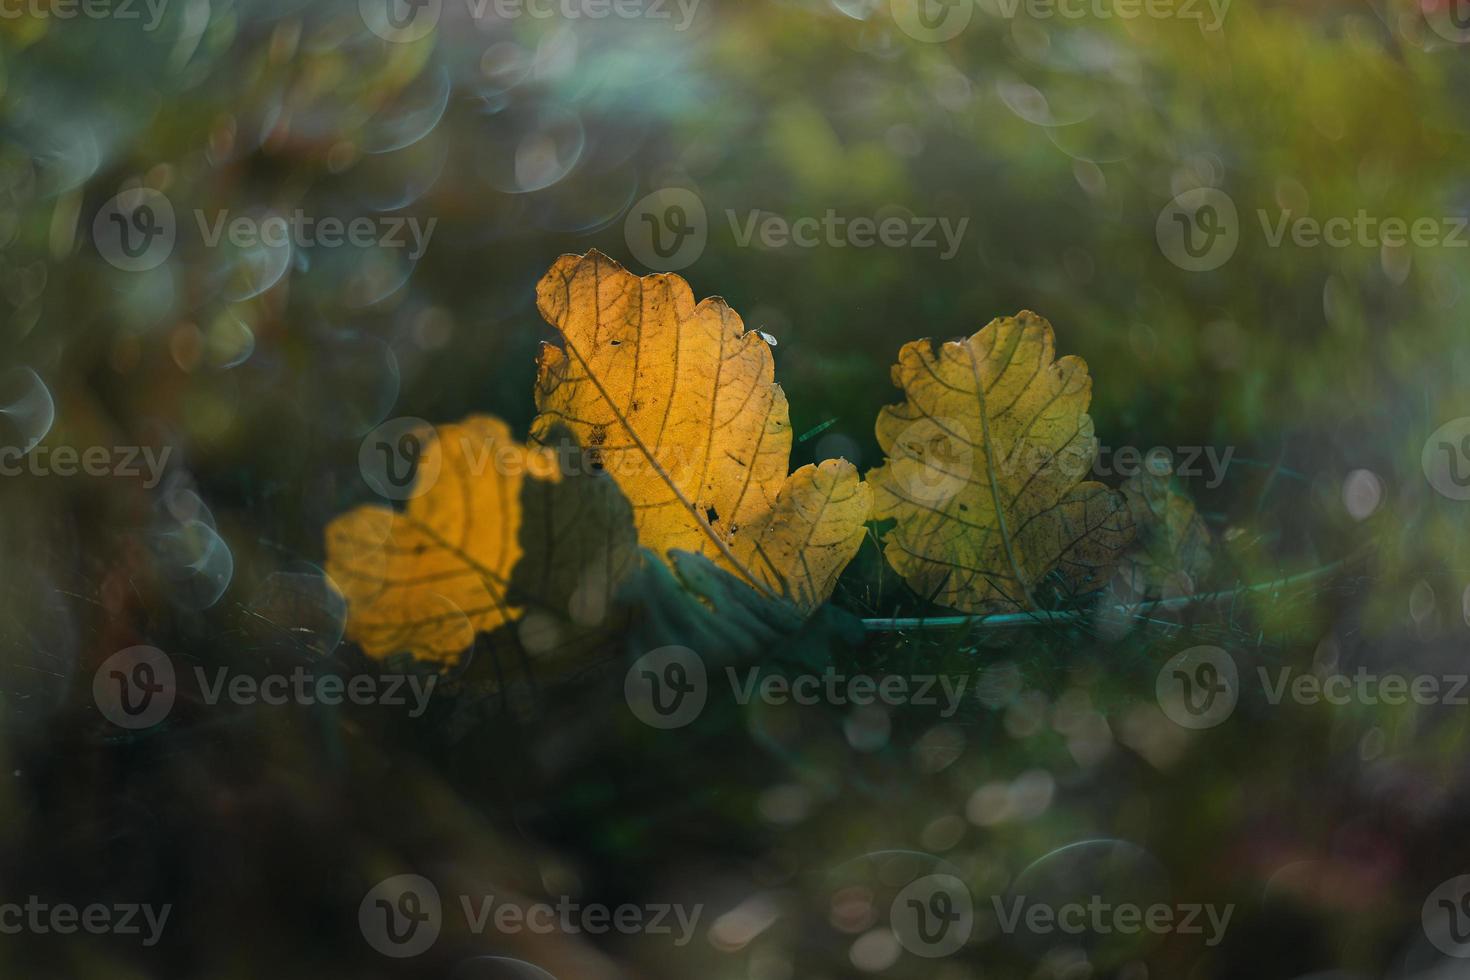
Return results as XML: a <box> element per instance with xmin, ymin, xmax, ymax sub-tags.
<box><xmin>324</xmin><ymin>416</ymin><xmax>559</xmax><ymax>664</ymax></box>
<box><xmin>531</xmin><ymin>250</ymin><xmax>870</xmax><ymax>613</ymax></box>
<box><xmin>1117</xmin><ymin>460</ymin><xmax>1213</xmax><ymax>599</ymax></box>
<box><xmin>867</xmin><ymin>311</ymin><xmax>1134</xmax><ymax>613</ymax></box>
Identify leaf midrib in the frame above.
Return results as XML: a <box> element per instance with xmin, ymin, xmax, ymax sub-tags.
<box><xmin>966</xmin><ymin>332</ymin><xmax>1035</xmax><ymax>610</ymax></box>
<box><xmin>555</xmin><ymin>262</ymin><xmax>776</xmax><ymax>598</ymax></box>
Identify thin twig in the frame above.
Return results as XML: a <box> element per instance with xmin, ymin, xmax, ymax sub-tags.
<box><xmin>860</xmin><ymin>555</ymin><xmax>1359</xmax><ymax>632</ymax></box>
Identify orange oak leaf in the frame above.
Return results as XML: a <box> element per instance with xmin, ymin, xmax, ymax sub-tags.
<box><xmin>531</xmin><ymin>250</ymin><xmax>870</xmax><ymax>613</ymax></box>
<box><xmin>324</xmin><ymin>417</ymin><xmax>548</xmax><ymax>663</ymax></box>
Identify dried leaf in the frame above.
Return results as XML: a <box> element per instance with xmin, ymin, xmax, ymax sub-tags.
<box><xmin>510</xmin><ymin>425</ymin><xmax>642</xmax><ymax>661</ymax></box>
<box><xmin>867</xmin><ymin>311</ymin><xmax>1134</xmax><ymax>613</ymax></box>
<box><xmin>624</xmin><ymin>549</ymin><xmax>808</xmax><ymax>659</ymax></box>
<box><xmin>324</xmin><ymin>416</ymin><xmax>629</xmax><ymax>665</ymax></box>
<box><xmin>1116</xmin><ymin>462</ymin><xmax>1213</xmax><ymax>599</ymax></box>
<box><xmin>531</xmin><ymin>250</ymin><xmax>870</xmax><ymax>613</ymax></box>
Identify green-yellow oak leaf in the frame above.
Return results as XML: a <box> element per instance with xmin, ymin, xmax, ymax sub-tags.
<box><xmin>867</xmin><ymin>311</ymin><xmax>1134</xmax><ymax>613</ymax></box>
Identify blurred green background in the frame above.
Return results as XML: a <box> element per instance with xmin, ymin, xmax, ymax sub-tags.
<box><xmin>2</xmin><ymin>0</ymin><xmax>1470</xmax><ymax>976</ymax></box>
